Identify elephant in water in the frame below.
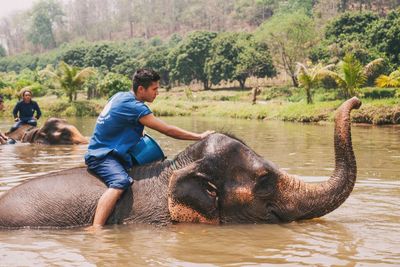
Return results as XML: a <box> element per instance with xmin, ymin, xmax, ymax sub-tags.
<box><xmin>4</xmin><ymin>117</ymin><xmax>88</xmax><ymax>145</ymax></box>
<box><xmin>0</xmin><ymin>98</ymin><xmax>361</xmax><ymax>229</ymax></box>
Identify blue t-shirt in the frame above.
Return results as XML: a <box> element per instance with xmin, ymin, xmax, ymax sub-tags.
<box><xmin>85</xmin><ymin>91</ymin><xmax>152</xmax><ymax>168</ymax></box>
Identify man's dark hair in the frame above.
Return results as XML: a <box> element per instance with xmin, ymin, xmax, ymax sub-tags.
<box><xmin>132</xmin><ymin>69</ymin><xmax>160</xmax><ymax>93</ymax></box>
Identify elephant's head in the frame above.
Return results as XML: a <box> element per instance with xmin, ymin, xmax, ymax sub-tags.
<box><xmin>25</xmin><ymin>118</ymin><xmax>88</xmax><ymax>145</ymax></box>
<box><xmin>168</xmin><ymin>97</ymin><xmax>362</xmax><ymax>224</ymax></box>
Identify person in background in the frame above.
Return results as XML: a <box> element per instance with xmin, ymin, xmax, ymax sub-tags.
<box><xmin>0</xmin><ymin>95</ymin><xmax>8</xmax><ymax>144</ymax></box>
<box><xmin>10</xmin><ymin>89</ymin><xmax>42</xmax><ymax>132</ymax></box>
<box><xmin>85</xmin><ymin>69</ymin><xmax>214</xmax><ymax>230</ymax></box>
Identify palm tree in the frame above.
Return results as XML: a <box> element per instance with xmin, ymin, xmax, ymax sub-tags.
<box><xmin>296</xmin><ymin>63</ymin><xmax>335</xmax><ymax>104</ymax></box>
<box><xmin>39</xmin><ymin>62</ymin><xmax>95</xmax><ymax>102</ymax></box>
<box><xmin>375</xmin><ymin>68</ymin><xmax>400</xmax><ymax>88</ymax></box>
<box><xmin>317</xmin><ymin>54</ymin><xmax>384</xmax><ymax>98</ymax></box>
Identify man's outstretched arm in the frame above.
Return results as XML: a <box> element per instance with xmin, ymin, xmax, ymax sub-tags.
<box><xmin>139</xmin><ymin>114</ymin><xmax>214</xmax><ymax>141</ymax></box>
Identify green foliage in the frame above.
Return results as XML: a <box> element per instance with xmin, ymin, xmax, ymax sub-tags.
<box><xmin>309</xmin><ymin>42</ymin><xmax>331</xmax><ymax>64</ymax></box>
<box><xmin>99</xmin><ymin>72</ymin><xmax>131</xmax><ymax>98</ymax></box>
<box><xmin>362</xmin><ymin>87</ymin><xmax>397</xmax><ymax>99</ymax></box>
<box><xmin>168</xmin><ymin>31</ymin><xmax>217</xmax><ymax>89</ymax></box>
<box><xmin>206</xmin><ymin>32</ymin><xmax>276</xmax><ymax>89</ymax></box>
<box><xmin>367</xmin><ymin>9</ymin><xmax>400</xmax><ymax>68</ymax></box>
<box><xmin>112</xmin><ymin>58</ymin><xmax>142</xmax><ymax>77</ymax></box>
<box><xmin>60</xmin><ymin>43</ymin><xmax>90</xmax><ymax>67</ymax></box>
<box><xmin>256</xmin><ymin>10</ymin><xmax>317</xmax><ymax>87</ymax></box>
<box><xmin>84</xmin><ymin>43</ymin><xmax>124</xmax><ymax>71</ymax></box>
<box><xmin>325</xmin><ymin>12</ymin><xmax>379</xmax><ymax>45</ymax></box>
<box><xmin>139</xmin><ymin>46</ymin><xmax>170</xmax><ymax>87</ymax></box>
<box><xmin>260</xmin><ymin>87</ymin><xmax>293</xmax><ymax>100</ymax></box>
<box><xmin>319</xmin><ymin>54</ymin><xmax>366</xmax><ymax>98</ymax></box>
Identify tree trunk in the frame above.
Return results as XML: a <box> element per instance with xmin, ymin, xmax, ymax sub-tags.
<box><xmin>203</xmin><ymin>80</ymin><xmax>210</xmax><ymax>90</ymax></box>
<box><xmin>306</xmin><ymin>87</ymin><xmax>313</xmax><ymax>104</ymax></box>
<box><xmin>130</xmin><ymin>21</ymin><xmax>134</xmax><ymax>38</ymax></box>
<box><xmin>291</xmin><ymin>75</ymin><xmax>299</xmax><ymax>87</ymax></box>
<box><xmin>239</xmin><ymin>78</ymin><xmax>247</xmax><ymax>90</ymax></box>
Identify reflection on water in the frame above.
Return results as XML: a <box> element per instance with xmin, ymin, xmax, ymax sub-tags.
<box><xmin>1</xmin><ymin>116</ymin><xmax>399</xmax><ymax>266</ymax></box>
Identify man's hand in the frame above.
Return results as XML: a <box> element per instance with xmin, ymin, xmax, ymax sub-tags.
<box><xmin>0</xmin><ymin>132</ymin><xmax>8</xmax><ymax>144</ymax></box>
<box><xmin>199</xmin><ymin>130</ymin><xmax>215</xmax><ymax>139</ymax></box>
<box><xmin>14</xmin><ymin>118</ymin><xmax>19</xmax><ymax>122</ymax></box>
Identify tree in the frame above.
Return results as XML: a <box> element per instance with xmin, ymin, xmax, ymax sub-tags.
<box><xmin>367</xmin><ymin>9</ymin><xmax>400</xmax><ymax>68</ymax></box>
<box><xmin>28</xmin><ymin>0</ymin><xmax>64</xmax><ymax>51</ymax></box>
<box><xmin>140</xmin><ymin>46</ymin><xmax>171</xmax><ymax>88</ymax></box>
<box><xmin>325</xmin><ymin>11</ymin><xmax>379</xmax><ymax>45</ymax></box>
<box><xmin>99</xmin><ymin>72</ymin><xmax>131</xmax><ymax>98</ymax></box>
<box><xmin>168</xmin><ymin>31</ymin><xmax>217</xmax><ymax>89</ymax></box>
<box><xmin>256</xmin><ymin>11</ymin><xmax>317</xmax><ymax>87</ymax></box>
<box><xmin>39</xmin><ymin>61</ymin><xmax>95</xmax><ymax>102</ymax></box>
<box><xmin>297</xmin><ymin>63</ymin><xmax>335</xmax><ymax>104</ymax></box>
<box><xmin>206</xmin><ymin>32</ymin><xmax>276</xmax><ymax>89</ymax></box>
<box><xmin>84</xmin><ymin>43</ymin><xmax>123</xmax><ymax>71</ymax></box>
<box><xmin>61</xmin><ymin>43</ymin><xmax>90</xmax><ymax>67</ymax></box>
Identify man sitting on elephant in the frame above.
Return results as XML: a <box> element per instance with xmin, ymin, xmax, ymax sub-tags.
<box><xmin>85</xmin><ymin>68</ymin><xmax>214</xmax><ymax>229</ymax></box>
<box><xmin>10</xmin><ymin>89</ymin><xmax>42</xmax><ymax>132</ymax></box>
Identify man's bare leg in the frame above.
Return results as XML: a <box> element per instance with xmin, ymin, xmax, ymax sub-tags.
<box><xmin>87</xmin><ymin>188</ymin><xmax>124</xmax><ymax>229</ymax></box>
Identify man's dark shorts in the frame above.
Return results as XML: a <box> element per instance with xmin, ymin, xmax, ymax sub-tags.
<box><xmin>85</xmin><ymin>154</ymin><xmax>133</xmax><ymax>190</ymax></box>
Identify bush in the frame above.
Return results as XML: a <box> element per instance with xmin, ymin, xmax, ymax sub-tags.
<box><xmin>362</xmin><ymin>87</ymin><xmax>397</xmax><ymax>99</ymax></box>
<box><xmin>260</xmin><ymin>87</ymin><xmax>292</xmax><ymax>100</ymax></box>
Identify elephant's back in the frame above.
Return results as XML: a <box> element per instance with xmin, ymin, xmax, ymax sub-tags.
<box><xmin>0</xmin><ymin>167</ymin><xmax>107</xmax><ymax>228</ymax></box>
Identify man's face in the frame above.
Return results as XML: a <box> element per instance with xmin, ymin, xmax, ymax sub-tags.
<box><xmin>138</xmin><ymin>81</ymin><xmax>159</xmax><ymax>103</ymax></box>
<box><xmin>23</xmin><ymin>92</ymin><xmax>32</xmax><ymax>102</ymax></box>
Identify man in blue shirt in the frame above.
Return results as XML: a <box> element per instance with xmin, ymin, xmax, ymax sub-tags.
<box><xmin>10</xmin><ymin>89</ymin><xmax>42</xmax><ymax>132</ymax></box>
<box><xmin>85</xmin><ymin>69</ymin><xmax>214</xmax><ymax>229</ymax></box>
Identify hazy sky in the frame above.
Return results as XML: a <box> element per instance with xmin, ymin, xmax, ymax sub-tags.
<box><xmin>0</xmin><ymin>0</ymin><xmax>36</xmax><ymax>18</ymax></box>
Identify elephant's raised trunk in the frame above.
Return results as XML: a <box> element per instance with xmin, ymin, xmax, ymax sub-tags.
<box><xmin>277</xmin><ymin>97</ymin><xmax>361</xmax><ymax>221</ymax></box>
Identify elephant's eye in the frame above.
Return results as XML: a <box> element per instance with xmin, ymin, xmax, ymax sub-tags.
<box><xmin>254</xmin><ymin>173</ymin><xmax>277</xmax><ymax>199</ymax></box>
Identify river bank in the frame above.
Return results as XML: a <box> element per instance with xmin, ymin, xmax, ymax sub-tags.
<box><xmin>1</xmin><ymin>87</ymin><xmax>399</xmax><ymax>125</ymax></box>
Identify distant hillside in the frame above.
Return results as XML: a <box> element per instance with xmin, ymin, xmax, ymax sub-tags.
<box><xmin>0</xmin><ymin>0</ymin><xmax>398</xmax><ymax>56</ymax></box>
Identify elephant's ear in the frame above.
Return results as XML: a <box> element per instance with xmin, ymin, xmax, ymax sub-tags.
<box><xmin>168</xmin><ymin>160</ymin><xmax>219</xmax><ymax>224</ymax></box>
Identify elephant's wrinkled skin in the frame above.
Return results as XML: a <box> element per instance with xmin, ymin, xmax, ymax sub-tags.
<box><xmin>0</xmin><ymin>98</ymin><xmax>361</xmax><ymax>228</ymax></box>
<box><xmin>4</xmin><ymin>117</ymin><xmax>88</xmax><ymax>145</ymax></box>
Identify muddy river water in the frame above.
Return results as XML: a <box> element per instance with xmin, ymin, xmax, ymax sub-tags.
<box><xmin>0</xmin><ymin>116</ymin><xmax>399</xmax><ymax>266</ymax></box>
